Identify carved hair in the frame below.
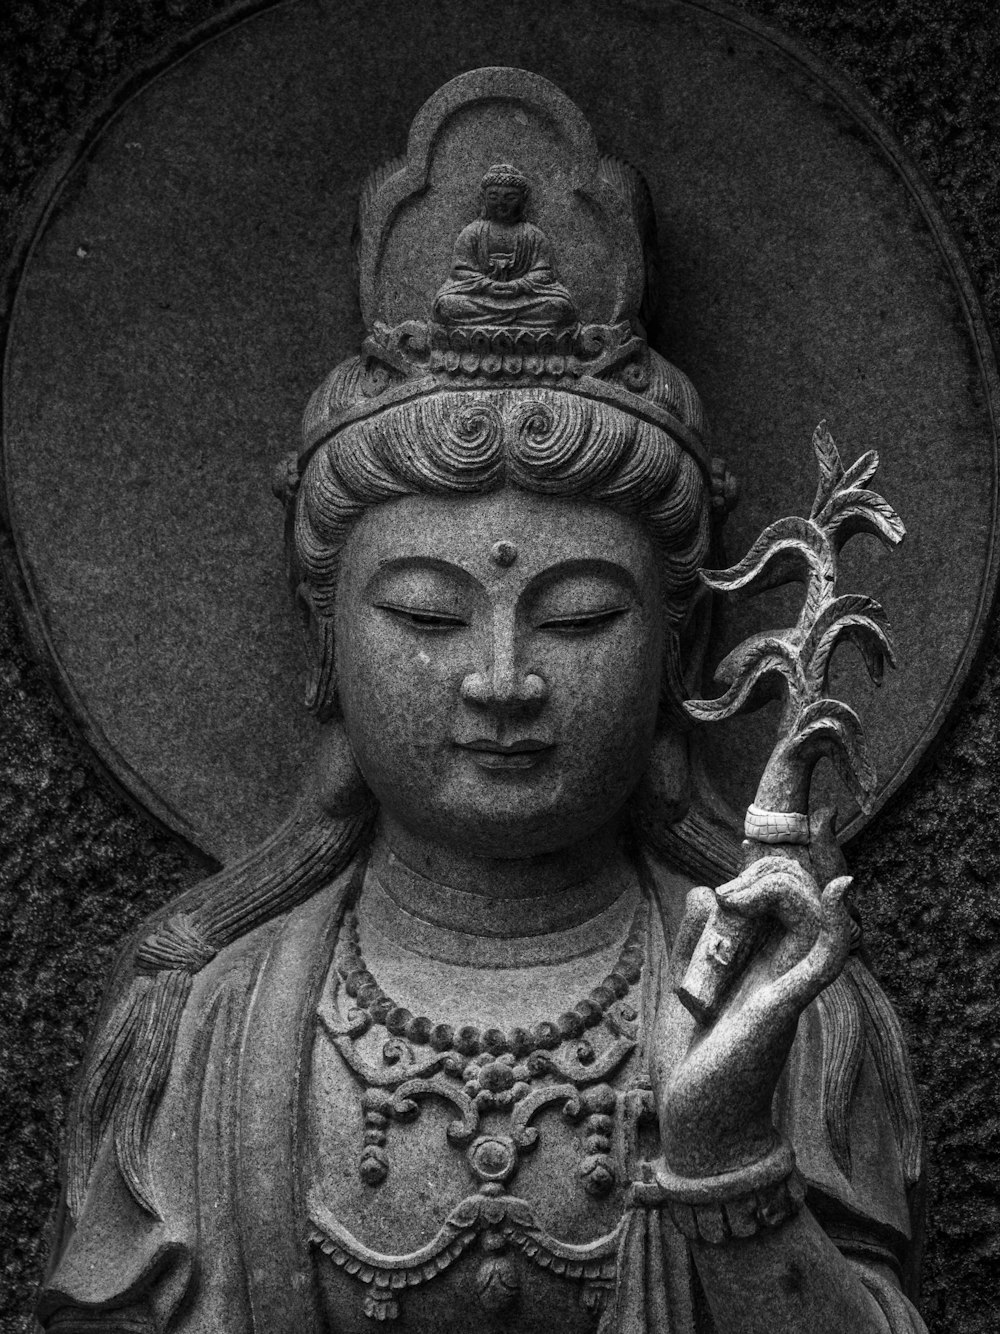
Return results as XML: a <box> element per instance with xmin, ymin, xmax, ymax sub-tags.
<box><xmin>294</xmin><ymin>373</ymin><xmax>710</xmax><ymax>719</ymax></box>
<box><xmin>480</xmin><ymin>162</ymin><xmax>529</xmax><ymax>194</ymax></box>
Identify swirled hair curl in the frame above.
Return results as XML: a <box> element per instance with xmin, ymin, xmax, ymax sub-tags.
<box><xmin>294</xmin><ymin>365</ymin><xmax>711</xmax><ymax>701</ymax></box>
<box><xmin>297</xmin><ymin>393</ymin><xmax>707</xmax><ymax>602</ymax></box>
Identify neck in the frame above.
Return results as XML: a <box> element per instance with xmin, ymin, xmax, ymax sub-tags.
<box><xmin>368</xmin><ymin>813</ymin><xmax>632</xmax><ymax>939</ymax></box>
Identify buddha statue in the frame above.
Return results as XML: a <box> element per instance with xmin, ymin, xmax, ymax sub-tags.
<box><xmin>39</xmin><ymin>70</ymin><xmax>927</xmax><ymax>1334</ymax></box>
<box><xmin>432</xmin><ymin>164</ymin><xmax>577</xmax><ymax>329</ymax></box>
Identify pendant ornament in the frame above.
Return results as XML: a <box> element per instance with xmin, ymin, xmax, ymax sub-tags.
<box><xmin>308</xmin><ymin>1186</ymin><xmax>623</xmax><ymax>1323</ymax></box>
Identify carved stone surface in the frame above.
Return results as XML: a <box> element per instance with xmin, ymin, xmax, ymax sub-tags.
<box><xmin>1</xmin><ymin>3</ymin><xmax>999</xmax><ymax>1333</ymax></box>
<box><xmin>18</xmin><ymin>56</ymin><xmax>929</xmax><ymax>1334</ymax></box>
<box><xmin>2</xmin><ymin>1</ymin><xmax>997</xmax><ymax>866</ymax></box>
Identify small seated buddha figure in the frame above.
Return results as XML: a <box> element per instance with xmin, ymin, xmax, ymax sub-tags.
<box><xmin>432</xmin><ymin>163</ymin><xmax>578</xmax><ymax>329</ymax></box>
<box><xmin>39</xmin><ymin>70</ymin><xmax>928</xmax><ymax>1334</ymax></box>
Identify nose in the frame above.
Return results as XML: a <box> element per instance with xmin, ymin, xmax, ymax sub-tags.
<box><xmin>460</xmin><ymin>617</ymin><xmax>548</xmax><ymax>713</ymax></box>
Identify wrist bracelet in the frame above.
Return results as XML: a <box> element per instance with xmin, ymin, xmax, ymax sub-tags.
<box><xmin>643</xmin><ymin>1139</ymin><xmax>806</xmax><ymax>1245</ymax></box>
<box><xmin>744</xmin><ymin>804</ymin><xmax>810</xmax><ymax>845</ymax></box>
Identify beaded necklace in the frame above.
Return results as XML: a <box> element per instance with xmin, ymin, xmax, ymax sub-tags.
<box><xmin>337</xmin><ymin>890</ymin><xmax>648</xmax><ymax>1060</ymax></box>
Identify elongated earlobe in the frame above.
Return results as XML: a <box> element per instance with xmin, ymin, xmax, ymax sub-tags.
<box><xmin>632</xmin><ymin>726</ymin><xmax>691</xmax><ymax>830</ymax></box>
<box><xmin>297</xmin><ymin>582</ymin><xmax>339</xmax><ymax>721</ymax></box>
<box><xmin>306</xmin><ymin>721</ymin><xmax>372</xmax><ymax>816</ymax></box>
<box><xmin>305</xmin><ymin>615</ymin><xmax>338</xmax><ymax>721</ymax></box>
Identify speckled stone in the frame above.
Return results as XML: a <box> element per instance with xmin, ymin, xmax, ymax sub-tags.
<box><xmin>0</xmin><ymin>1</ymin><xmax>999</xmax><ymax>1330</ymax></box>
<box><xmin>2</xmin><ymin>1</ymin><xmax>997</xmax><ymax>870</ymax></box>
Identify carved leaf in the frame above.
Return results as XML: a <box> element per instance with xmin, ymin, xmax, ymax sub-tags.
<box><xmin>685</xmin><ymin>639</ymin><xmax>803</xmax><ymax>722</ymax></box>
<box><xmin>824</xmin><ymin>489</ymin><xmax>906</xmax><ymax>550</ymax></box>
<box><xmin>812</xmin><ymin>450</ymin><xmax>882</xmax><ymax>526</ymax></box>
<box><xmin>700</xmin><ymin>516</ymin><xmax>834</xmax><ymax>602</ymax></box>
<box><xmin>800</xmin><ymin>595</ymin><xmax>896</xmax><ymax>691</ymax></box>
<box><xmin>713</xmin><ymin>631</ymin><xmax>798</xmax><ymax>686</ymax></box>
<box><xmin>789</xmin><ymin>699</ymin><xmax>877</xmax><ymax>811</ymax></box>
<box><xmin>810</xmin><ymin>421</ymin><xmax>846</xmax><ymax>519</ymax></box>
<box><xmin>811</xmin><ymin>616</ymin><xmax>895</xmax><ymax>691</ymax></box>
<box><xmin>838</xmin><ymin>450</ymin><xmax>880</xmax><ymax>494</ymax></box>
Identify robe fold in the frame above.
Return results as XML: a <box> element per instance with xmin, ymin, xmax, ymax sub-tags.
<box><xmin>432</xmin><ymin>219</ymin><xmax>577</xmax><ymax>328</ymax></box>
<box><xmin>39</xmin><ymin>857</ymin><xmax>925</xmax><ymax>1333</ymax></box>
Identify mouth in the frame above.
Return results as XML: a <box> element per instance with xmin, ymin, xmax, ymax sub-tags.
<box><xmin>454</xmin><ymin>739</ymin><xmax>554</xmax><ymax>770</ymax></box>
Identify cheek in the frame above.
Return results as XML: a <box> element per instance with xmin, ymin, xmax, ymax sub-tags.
<box><xmin>547</xmin><ymin>625</ymin><xmax>659</xmax><ymax>725</ymax></box>
<box><xmin>538</xmin><ymin>622</ymin><xmax>662</xmax><ymax>787</ymax></box>
<box><xmin>336</xmin><ymin>617</ymin><xmax>459</xmax><ymax>776</ymax></box>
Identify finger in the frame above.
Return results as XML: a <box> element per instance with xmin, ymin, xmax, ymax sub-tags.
<box><xmin>668</xmin><ymin>885</ymin><xmax>716</xmax><ymax>983</ymax></box>
<box><xmin>748</xmin><ymin>874</ymin><xmax>853</xmax><ymax>1025</ymax></box>
<box><xmin>820</xmin><ymin>876</ymin><xmax>854</xmax><ymax>959</ymax></box>
<box><xmin>714</xmin><ymin>863</ymin><xmax>822</xmax><ymax>961</ymax></box>
<box><xmin>808</xmin><ymin>806</ymin><xmax>849</xmax><ymax>887</ymax></box>
<box><xmin>728</xmin><ymin>854</ymin><xmax>813</xmax><ymax>886</ymax></box>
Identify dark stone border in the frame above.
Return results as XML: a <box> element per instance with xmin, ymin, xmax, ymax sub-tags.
<box><xmin>1</xmin><ymin>1</ymin><xmax>999</xmax><ymax>1327</ymax></box>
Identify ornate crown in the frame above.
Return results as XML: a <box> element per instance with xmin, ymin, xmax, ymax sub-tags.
<box><xmin>296</xmin><ymin>68</ymin><xmax>724</xmax><ymax>493</ymax></box>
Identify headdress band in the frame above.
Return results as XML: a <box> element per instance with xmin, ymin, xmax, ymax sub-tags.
<box><xmin>301</xmin><ymin>370</ymin><xmax>712</xmax><ymax>479</ymax></box>
<box><xmin>299</xmin><ymin>68</ymin><xmax>725</xmax><ymax>496</ymax></box>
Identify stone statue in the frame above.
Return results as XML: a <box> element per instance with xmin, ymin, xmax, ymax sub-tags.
<box><xmin>432</xmin><ymin>163</ymin><xmax>577</xmax><ymax>329</ymax></box>
<box><xmin>39</xmin><ymin>69</ymin><xmax>926</xmax><ymax>1334</ymax></box>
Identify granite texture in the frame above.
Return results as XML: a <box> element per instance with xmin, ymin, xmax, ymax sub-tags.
<box><xmin>0</xmin><ymin>1</ymin><xmax>998</xmax><ymax>1330</ymax></box>
<box><xmin>2</xmin><ymin>0</ymin><xmax>995</xmax><ymax>866</ymax></box>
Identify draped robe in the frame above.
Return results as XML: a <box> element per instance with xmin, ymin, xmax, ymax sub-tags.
<box><xmin>39</xmin><ymin>855</ymin><xmax>926</xmax><ymax>1333</ymax></box>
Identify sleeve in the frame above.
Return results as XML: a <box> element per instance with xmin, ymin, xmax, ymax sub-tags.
<box><xmin>37</xmin><ymin>1119</ymin><xmax>193</xmax><ymax>1331</ymax></box>
<box><xmin>777</xmin><ymin>954</ymin><xmax>927</xmax><ymax>1327</ymax></box>
<box><xmin>448</xmin><ymin>222</ymin><xmax>487</xmax><ymax>280</ymax></box>
<box><xmin>854</xmin><ymin>1262</ymin><xmax>929</xmax><ymax>1334</ymax></box>
<box><xmin>36</xmin><ymin>950</ymin><xmax>253</xmax><ymax>1332</ymax></box>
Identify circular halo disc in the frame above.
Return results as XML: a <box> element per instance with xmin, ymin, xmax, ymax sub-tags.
<box><xmin>3</xmin><ymin>0</ymin><xmax>997</xmax><ymax>864</ymax></box>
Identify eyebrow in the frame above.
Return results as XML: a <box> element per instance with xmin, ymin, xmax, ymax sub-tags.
<box><xmin>523</xmin><ymin>558</ymin><xmax>642</xmax><ymax>601</ymax></box>
<box><xmin>363</xmin><ymin>554</ymin><xmax>644</xmax><ymax>602</ymax></box>
<box><xmin>364</xmin><ymin>556</ymin><xmax>480</xmax><ymax>598</ymax></box>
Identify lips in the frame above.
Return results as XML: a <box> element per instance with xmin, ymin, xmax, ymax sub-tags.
<box><xmin>455</xmin><ymin>738</ymin><xmax>553</xmax><ymax>770</ymax></box>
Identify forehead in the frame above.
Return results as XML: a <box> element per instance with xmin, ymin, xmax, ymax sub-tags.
<box><xmin>340</xmin><ymin>489</ymin><xmax>656</xmax><ymax>585</ymax></box>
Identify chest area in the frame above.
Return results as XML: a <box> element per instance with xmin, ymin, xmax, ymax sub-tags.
<box><xmin>304</xmin><ymin>931</ymin><xmax>661</xmax><ymax>1334</ymax></box>
<box><xmin>478</xmin><ymin>223</ymin><xmax>532</xmax><ymax>274</ymax></box>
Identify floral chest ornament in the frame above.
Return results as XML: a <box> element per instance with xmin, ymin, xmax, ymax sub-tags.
<box><xmin>307</xmin><ymin>896</ymin><xmax>657</xmax><ymax>1323</ymax></box>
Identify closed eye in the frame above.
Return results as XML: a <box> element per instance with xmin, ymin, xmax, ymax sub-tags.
<box><xmin>375</xmin><ymin>602</ymin><xmax>468</xmax><ymax>631</ymax></box>
<box><xmin>536</xmin><ymin>607</ymin><xmax>629</xmax><ymax>634</ymax></box>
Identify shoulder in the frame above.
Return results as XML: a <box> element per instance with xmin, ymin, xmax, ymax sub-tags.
<box><xmin>453</xmin><ymin>218</ymin><xmax>486</xmax><ymax>245</ymax></box>
<box><xmin>94</xmin><ymin>857</ymin><xmax>357</xmax><ymax>1037</ymax></box>
<box><xmin>520</xmin><ymin>221</ymin><xmax>551</xmax><ymax>249</ymax></box>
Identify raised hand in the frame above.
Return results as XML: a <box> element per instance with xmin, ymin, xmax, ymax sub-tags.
<box><xmin>653</xmin><ymin>856</ymin><xmax>853</xmax><ymax>1180</ymax></box>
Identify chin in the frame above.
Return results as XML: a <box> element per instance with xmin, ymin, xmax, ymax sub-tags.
<box><xmin>417</xmin><ymin>784</ymin><xmax>631</xmax><ymax>860</ymax></box>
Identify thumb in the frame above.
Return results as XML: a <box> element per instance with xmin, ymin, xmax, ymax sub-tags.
<box><xmin>820</xmin><ymin>875</ymin><xmax>854</xmax><ymax>938</ymax></box>
<box><xmin>668</xmin><ymin>885</ymin><xmax>716</xmax><ymax>984</ymax></box>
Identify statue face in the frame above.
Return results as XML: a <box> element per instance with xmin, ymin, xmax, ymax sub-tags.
<box><xmin>483</xmin><ymin>184</ymin><xmax>525</xmax><ymax>223</ymax></box>
<box><xmin>334</xmin><ymin>487</ymin><xmax>665</xmax><ymax>858</ymax></box>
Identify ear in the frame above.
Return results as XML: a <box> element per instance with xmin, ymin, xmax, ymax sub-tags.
<box><xmin>631</xmin><ymin>725</ymin><xmax>691</xmax><ymax>829</ymax></box>
<box><xmin>677</xmin><ymin>581</ymin><xmax>713</xmax><ymax>698</ymax></box>
<box><xmin>640</xmin><ymin>590</ymin><xmax>712</xmax><ymax>828</ymax></box>
<box><xmin>304</xmin><ymin>721</ymin><xmax>372</xmax><ymax>817</ymax></box>
<box><xmin>296</xmin><ymin>582</ymin><xmax>339</xmax><ymax>722</ymax></box>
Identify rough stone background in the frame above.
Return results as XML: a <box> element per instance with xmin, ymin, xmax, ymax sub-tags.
<box><xmin>0</xmin><ymin>1</ymin><xmax>997</xmax><ymax>1330</ymax></box>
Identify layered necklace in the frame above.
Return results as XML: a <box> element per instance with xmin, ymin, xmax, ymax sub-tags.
<box><xmin>336</xmin><ymin>888</ymin><xmax>648</xmax><ymax>1062</ymax></box>
<box><xmin>317</xmin><ymin>858</ymin><xmax>652</xmax><ymax>1187</ymax></box>
<box><xmin>310</xmin><ymin>859</ymin><xmax>657</xmax><ymax>1323</ymax></box>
